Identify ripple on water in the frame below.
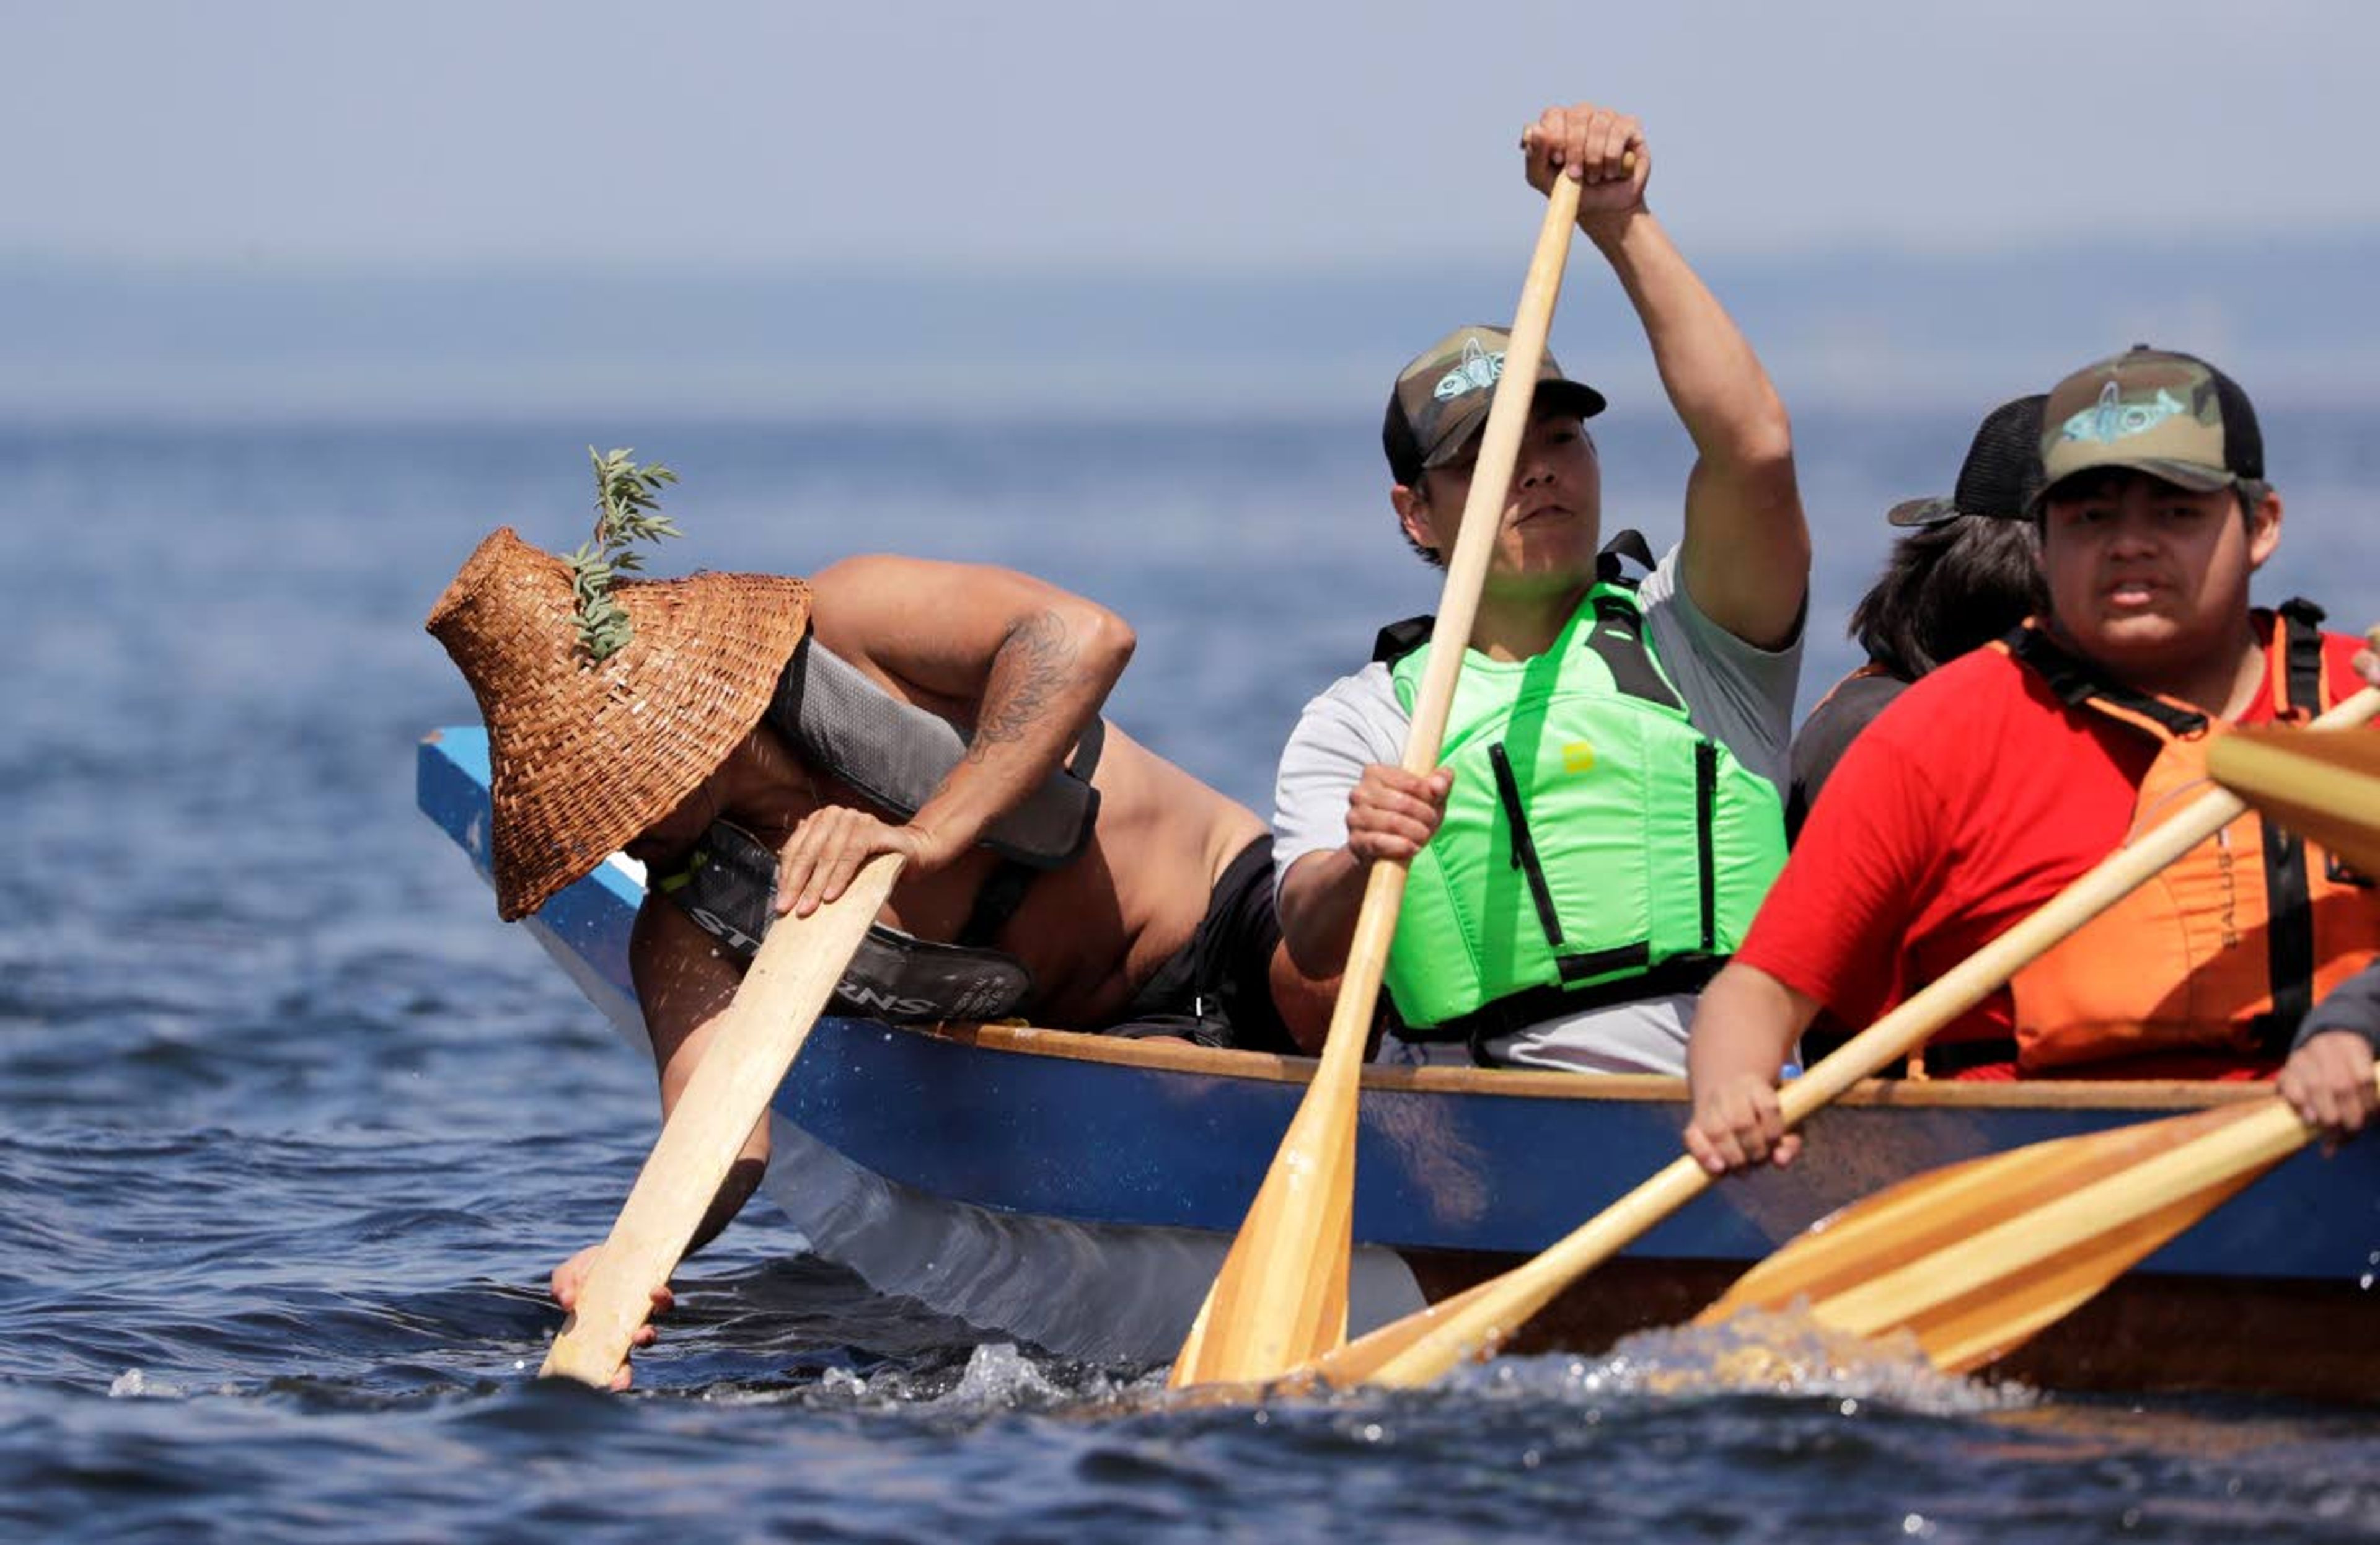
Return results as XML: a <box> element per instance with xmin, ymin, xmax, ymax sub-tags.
<box><xmin>9</xmin><ymin>421</ymin><xmax>2380</xmax><ymax>1541</ymax></box>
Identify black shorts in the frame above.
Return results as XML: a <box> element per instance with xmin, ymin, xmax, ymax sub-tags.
<box><xmin>1102</xmin><ymin>836</ymin><xmax>1296</xmax><ymax>1054</ymax></box>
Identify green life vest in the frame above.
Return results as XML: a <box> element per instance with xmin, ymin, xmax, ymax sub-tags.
<box><xmin>1378</xmin><ymin>555</ymin><xmax>1787</xmax><ymax>1041</ymax></box>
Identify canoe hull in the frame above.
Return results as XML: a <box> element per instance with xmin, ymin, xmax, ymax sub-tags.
<box><xmin>421</xmin><ymin>728</ymin><xmax>2380</xmax><ymax>1399</ymax></box>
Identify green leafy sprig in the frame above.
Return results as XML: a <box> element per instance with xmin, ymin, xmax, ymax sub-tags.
<box><xmin>568</xmin><ymin>446</ymin><xmax>682</xmax><ymax>662</ymax></box>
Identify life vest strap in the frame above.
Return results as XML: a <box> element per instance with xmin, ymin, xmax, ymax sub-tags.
<box><xmin>1584</xmin><ymin>592</ymin><xmax>1685</xmax><ymax>710</ymax></box>
<box><xmin>2257</xmin><ymin>599</ymin><xmax>2326</xmax><ymax>1045</ymax></box>
<box><xmin>1487</xmin><ymin>742</ymin><xmax>1567</xmax><ymax>950</ymax></box>
<box><xmin>2004</xmin><ymin>625</ymin><xmax>2208</xmax><ymax>737</ymax></box>
<box><xmin>1696</xmin><ymin>740</ymin><xmax>1719</xmax><ymax>951</ymax></box>
<box><xmin>2261</xmin><ymin>812</ymin><xmax>2316</xmax><ymax>1044</ymax></box>
<box><xmin>956</xmin><ymin>858</ymin><xmax>1039</xmax><ymax>950</ymax></box>
<box><xmin>2278</xmin><ymin>596</ymin><xmax>2327</xmax><ymax>717</ymax></box>
<box><xmin>1594</xmin><ymin>527</ymin><xmax>1658</xmax><ymax>585</ymax></box>
<box><xmin>1400</xmin><ymin>953</ymin><xmax>1727</xmax><ymax>1064</ymax></box>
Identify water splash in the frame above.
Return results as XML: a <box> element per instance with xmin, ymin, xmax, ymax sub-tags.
<box><xmin>107</xmin><ymin>1368</ymin><xmax>185</xmax><ymax>1400</ymax></box>
<box><xmin>1450</xmin><ymin>1305</ymin><xmax>2035</xmax><ymax>1417</ymax></box>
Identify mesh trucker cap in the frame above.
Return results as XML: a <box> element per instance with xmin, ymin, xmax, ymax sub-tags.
<box><xmin>2030</xmin><ymin>345</ymin><xmax>2263</xmax><ymax>512</ymax></box>
<box><xmin>1886</xmin><ymin>394</ymin><xmax>2047</xmax><ymax>527</ymax></box>
<box><xmin>1383</xmin><ymin>324</ymin><xmax>1606</xmax><ymax>483</ymax></box>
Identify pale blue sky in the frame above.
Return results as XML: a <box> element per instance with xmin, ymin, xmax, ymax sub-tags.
<box><xmin>10</xmin><ymin>0</ymin><xmax>2378</xmax><ymax>271</ymax></box>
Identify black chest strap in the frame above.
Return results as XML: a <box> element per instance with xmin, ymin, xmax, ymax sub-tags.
<box><xmin>2004</xmin><ymin>624</ymin><xmax>2209</xmax><ymax>737</ymax></box>
<box><xmin>2277</xmin><ymin>597</ymin><xmax>2327</xmax><ymax>717</ymax></box>
<box><xmin>2263</xmin><ymin>599</ymin><xmax>2330</xmax><ymax>1044</ymax></box>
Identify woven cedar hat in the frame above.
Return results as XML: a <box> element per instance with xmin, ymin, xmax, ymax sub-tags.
<box><xmin>425</xmin><ymin>527</ymin><xmax>812</xmax><ymax>920</ymax></box>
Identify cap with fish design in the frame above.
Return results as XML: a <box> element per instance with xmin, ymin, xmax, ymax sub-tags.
<box><xmin>2030</xmin><ymin>345</ymin><xmax>2263</xmax><ymax>512</ymax></box>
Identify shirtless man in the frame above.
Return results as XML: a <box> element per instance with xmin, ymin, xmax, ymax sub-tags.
<box><xmin>423</xmin><ymin>530</ymin><xmax>1320</xmax><ymax>1344</ymax></box>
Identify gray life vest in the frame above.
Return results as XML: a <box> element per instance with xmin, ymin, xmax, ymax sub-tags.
<box><xmin>765</xmin><ymin>636</ymin><xmax>1101</xmax><ymax>869</ymax></box>
<box><xmin>657</xmin><ymin>638</ymin><xmax>1104</xmax><ymax>1023</ymax></box>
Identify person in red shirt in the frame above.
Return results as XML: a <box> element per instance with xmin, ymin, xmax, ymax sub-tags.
<box><xmin>1685</xmin><ymin>347</ymin><xmax>2380</xmax><ymax>1173</ymax></box>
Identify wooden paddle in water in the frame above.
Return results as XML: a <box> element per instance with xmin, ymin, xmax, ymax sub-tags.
<box><xmin>542</xmin><ymin>852</ymin><xmax>904</xmax><ymax>1388</ymax></box>
<box><xmin>1279</xmin><ymin>684</ymin><xmax>2380</xmax><ymax>1391</ymax></box>
<box><xmin>2208</xmin><ymin>724</ymin><xmax>2380</xmax><ymax>878</ymax></box>
<box><xmin>1164</xmin><ymin>173</ymin><xmax>1587</xmax><ymax>1390</ymax></box>
<box><xmin>1691</xmin><ymin>1073</ymin><xmax>2378</xmax><ymax>1371</ymax></box>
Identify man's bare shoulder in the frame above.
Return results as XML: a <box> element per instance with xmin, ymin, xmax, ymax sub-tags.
<box><xmin>807</xmin><ymin>555</ymin><xmax>1127</xmax><ymax>697</ymax></box>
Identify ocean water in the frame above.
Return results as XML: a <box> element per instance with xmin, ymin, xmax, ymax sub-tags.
<box><xmin>6</xmin><ymin>412</ymin><xmax>2380</xmax><ymax>1543</ymax></box>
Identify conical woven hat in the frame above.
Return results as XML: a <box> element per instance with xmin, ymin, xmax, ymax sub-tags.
<box><xmin>425</xmin><ymin>527</ymin><xmax>812</xmax><ymax>920</ymax></box>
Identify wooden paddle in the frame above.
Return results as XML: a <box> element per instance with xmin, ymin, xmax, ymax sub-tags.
<box><xmin>2208</xmin><ymin>724</ymin><xmax>2380</xmax><ymax>878</ymax></box>
<box><xmin>541</xmin><ymin>852</ymin><xmax>904</xmax><ymax>1387</ymax></box>
<box><xmin>1281</xmin><ymin>683</ymin><xmax>2380</xmax><ymax>1391</ymax></box>
<box><xmin>1690</xmin><ymin>1073</ymin><xmax>2378</xmax><ymax>1372</ymax></box>
<box><xmin>1164</xmin><ymin>173</ymin><xmax>1587</xmax><ymax>1390</ymax></box>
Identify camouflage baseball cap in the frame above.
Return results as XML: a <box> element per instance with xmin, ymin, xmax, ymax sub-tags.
<box><xmin>1886</xmin><ymin>395</ymin><xmax>2047</xmax><ymax>527</ymax></box>
<box><xmin>2030</xmin><ymin>345</ymin><xmax>2263</xmax><ymax>512</ymax></box>
<box><xmin>1382</xmin><ymin>324</ymin><xmax>1606</xmax><ymax>483</ymax></box>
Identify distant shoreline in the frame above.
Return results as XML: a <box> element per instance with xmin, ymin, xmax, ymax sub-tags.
<box><xmin>9</xmin><ymin>235</ymin><xmax>2379</xmax><ymax>420</ymax></box>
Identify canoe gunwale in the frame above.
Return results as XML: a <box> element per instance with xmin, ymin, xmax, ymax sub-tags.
<box><xmin>935</xmin><ymin>1020</ymin><xmax>2271</xmax><ymax>1112</ymax></box>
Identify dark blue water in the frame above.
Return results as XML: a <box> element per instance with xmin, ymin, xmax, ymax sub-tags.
<box><xmin>7</xmin><ymin>413</ymin><xmax>2380</xmax><ymax>1542</ymax></box>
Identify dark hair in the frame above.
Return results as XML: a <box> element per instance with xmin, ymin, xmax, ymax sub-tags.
<box><xmin>1395</xmin><ymin>486</ymin><xmax>1445</xmax><ymax>570</ymax></box>
<box><xmin>1850</xmin><ymin>516</ymin><xmax>2046</xmax><ymax>680</ymax></box>
<box><xmin>1383</xmin><ymin>395</ymin><xmax>1427</xmax><ymax>488</ymax></box>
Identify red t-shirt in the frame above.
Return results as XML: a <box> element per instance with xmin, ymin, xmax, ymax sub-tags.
<box><xmin>1743</xmin><ymin>616</ymin><xmax>2366</xmax><ymax>1059</ymax></box>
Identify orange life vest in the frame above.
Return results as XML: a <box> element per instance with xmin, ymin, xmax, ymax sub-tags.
<box><xmin>1999</xmin><ymin>603</ymin><xmax>2380</xmax><ymax>1075</ymax></box>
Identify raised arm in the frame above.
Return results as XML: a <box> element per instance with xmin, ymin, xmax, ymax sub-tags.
<box><xmin>777</xmin><ymin>554</ymin><xmax>1135</xmax><ymax>914</ymax></box>
<box><xmin>1522</xmin><ymin>103</ymin><xmax>1809</xmax><ymax>649</ymax></box>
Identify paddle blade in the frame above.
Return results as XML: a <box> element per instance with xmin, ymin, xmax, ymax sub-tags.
<box><xmin>1166</xmin><ymin>1029</ymin><xmax>1359</xmax><ymax>1388</ymax></box>
<box><xmin>1300</xmin><ymin>1155</ymin><xmax>1713</xmax><ymax>1389</ymax></box>
<box><xmin>1695</xmin><ymin>1094</ymin><xmax>2314</xmax><ymax>1374</ymax></box>
<box><xmin>2210</xmin><ymin>726</ymin><xmax>2380</xmax><ymax>878</ymax></box>
<box><xmin>541</xmin><ymin>853</ymin><xmax>903</xmax><ymax>1388</ymax></box>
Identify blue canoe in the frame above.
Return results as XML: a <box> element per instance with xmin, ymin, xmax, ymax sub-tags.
<box><xmin>421</xmin><ymin>727</ymin><xmax>2380</xmax><ymax>1399</ymax></box>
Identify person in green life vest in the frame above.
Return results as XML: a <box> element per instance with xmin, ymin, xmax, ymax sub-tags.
<box><xmin>1269</xmin><ymin>101</ymin><xmax>1809</xmax><ymax>1071</ymax></box>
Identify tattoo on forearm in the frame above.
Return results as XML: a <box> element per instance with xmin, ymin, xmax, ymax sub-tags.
<box><xmin>968</xmin><ymin>609</ymin><xmax>1082</xmax><ymax>760</ymax></box>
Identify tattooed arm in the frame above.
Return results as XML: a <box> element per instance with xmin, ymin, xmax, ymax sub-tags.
<box><xmin>771</xmin><ymin>555</ymin><xmax>1135</xmax><ymax>914</ymax></box>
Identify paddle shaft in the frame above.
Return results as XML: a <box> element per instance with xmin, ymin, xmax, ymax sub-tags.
<box><xmin>2209</xmin><ymin>726</ymin><xmax>2380</xmax><ymax>878</ymax></box>
<box><xmin>1305</xmin><ymin>684</ymin><xmax>2380</xmax><ymax>1388</ymax></box>
<box><xmin>541</xmin><ymin>852</ymin><xmax>904</xmax><ymax>1387</ymax></box>
<box><xmin>1165</xmin><ymin>175</ymin><xmax>1585</xmax><ymax>1389</ymax></box>
<box><xmin>1335</xmin><ymin>170</ymin><xmax>1589</xmax><ymax>1047</ymax></box>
